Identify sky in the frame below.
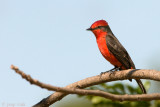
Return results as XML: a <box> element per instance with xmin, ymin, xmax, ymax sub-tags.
<box><xmin>1</xmin><ymin>0</ymin><xmax>160</xmax><ymax>107</ymax></box>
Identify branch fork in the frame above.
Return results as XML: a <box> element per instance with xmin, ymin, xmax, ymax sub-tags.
<box><xmin>10</xmin><ymin>65</ymin><xmax>160</xmax><ymax>107</ymax></box>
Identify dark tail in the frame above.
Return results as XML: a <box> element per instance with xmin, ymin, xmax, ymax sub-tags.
<box><xmin>135</xmin><ymin>79</ymin><xmax>147</xmax><ymax>94</ymax></box>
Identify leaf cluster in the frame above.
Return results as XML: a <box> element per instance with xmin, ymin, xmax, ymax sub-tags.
<box><xmin>79</xmin><ymin>81</ymin><xmax>160</xmax><ymax>107</ymax></box>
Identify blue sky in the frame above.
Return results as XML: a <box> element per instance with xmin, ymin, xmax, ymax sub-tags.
<box><xmin>1</xmin><ymin>0</ymin><xmax>160</xmax><ymax>106</ymax></box>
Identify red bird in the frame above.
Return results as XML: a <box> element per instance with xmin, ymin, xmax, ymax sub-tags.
<box><xmin>87</xmin><ymin>20</ymin><xmax>146</xmax><ymax>94</ymax></box>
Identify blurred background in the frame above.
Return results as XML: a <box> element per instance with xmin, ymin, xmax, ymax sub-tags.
<box><xmin>1</xmin><ymin>0</ymin><xmax>160</xmax><ymax>107</ymax></box>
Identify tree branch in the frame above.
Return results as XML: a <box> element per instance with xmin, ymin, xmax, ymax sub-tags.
<box><xmin>11</xmin><ymin>65</ymin><xmax>160</xmax><ymax>107</ymax></box>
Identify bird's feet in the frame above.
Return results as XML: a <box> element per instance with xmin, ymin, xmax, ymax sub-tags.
<box><xmin>100</xmin><ymin>67</ymin><xmax>120</xmax><ymax>76</ymax></box>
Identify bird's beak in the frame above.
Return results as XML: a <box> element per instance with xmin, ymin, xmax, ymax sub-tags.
<box><xmin>86</xmin><ymin>28</ymin><xmax>92</xmax><ymax>31</ymax></box>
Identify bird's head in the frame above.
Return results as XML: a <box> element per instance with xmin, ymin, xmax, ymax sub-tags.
<box><xmin>87</xmin><ymin>20</ymin><xmax>108</xmax><ymax>38</ymax></box>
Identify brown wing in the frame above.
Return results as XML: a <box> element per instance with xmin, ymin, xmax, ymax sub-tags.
<box><xmin>105</xmin><ymin>26</ymin><xmax>135</xmax><ymax>69</ymax></box>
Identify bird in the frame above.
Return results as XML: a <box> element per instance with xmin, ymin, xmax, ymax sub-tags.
<box><xmin>87</xmin><ymin>20</ymin><xmax>146</xmax><ymax>94</ymax></box>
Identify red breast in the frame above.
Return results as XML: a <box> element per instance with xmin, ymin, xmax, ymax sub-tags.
<box><xmin>96</xmin><ymin>33</ymin><xmax>123</xmax><ymax>67</ymax></box>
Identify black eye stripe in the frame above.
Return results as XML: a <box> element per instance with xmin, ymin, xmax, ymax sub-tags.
<box><xmin>92</xmin><ymin>26</ymin><xmax>107</xmax><ymax>30</ymax></box>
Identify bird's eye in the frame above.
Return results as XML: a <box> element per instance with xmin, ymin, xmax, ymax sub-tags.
<box><xmin>92</xmin><ymin>26</ymin><xmax>102</xmax><ymax>30</ymax></box>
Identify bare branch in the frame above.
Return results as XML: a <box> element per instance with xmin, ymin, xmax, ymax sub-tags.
<box><xmin>10</xmin><ymin>65</ymin><xmax>160</xmax><ymax>107</ymax></box>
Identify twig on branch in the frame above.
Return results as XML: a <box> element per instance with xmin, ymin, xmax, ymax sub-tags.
<box><xmin>11</xmin><ymin>65</ymin><xmax>160</xmax><ymax>107</ymax></box>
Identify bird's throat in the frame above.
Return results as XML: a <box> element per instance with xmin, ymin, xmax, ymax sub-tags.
<box><xmin>94</xmin><ymin>31</ymin><xmax>107</xmax><ymax>39</ymax></box>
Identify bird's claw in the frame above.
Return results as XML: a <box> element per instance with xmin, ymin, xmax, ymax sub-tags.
<box><xmin>100</xmin><ymin>67</ymin><xmax>120</xmax><ymax>77</ymax></box>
